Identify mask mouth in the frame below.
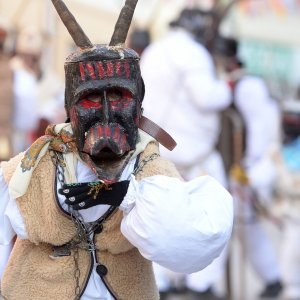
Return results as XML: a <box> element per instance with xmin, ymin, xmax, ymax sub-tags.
<box><xmin>82</xmin><ymin>148</ymin><xmax>126</xmax><ymax>163</ymax></box>
<box><xmin>82</xmin><ymin>123</ymin><xmax>131</xmax><ymax>162</ymax></box>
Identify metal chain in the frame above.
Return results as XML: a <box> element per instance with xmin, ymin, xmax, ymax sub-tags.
<box><xmin>132</xmin><ymin>153</ymin><xmax>160</xmax><ymax>175</ymax></box>
<box><xmin>50</xmin><ymin>151</ymin><xmax>66</xmax><ymax>184</ymax></box>
<box><xmin>50</xmin><ymin>151</ymin><xmax>90</xmax><ymax>242</ymax></box>
<box><xmin>49</xmin><ymin>150</ymin><xmax>157</xmax><ymax>299</ymax></box>
<box><xmin>50</xmin><ymin>150</ymin><xmax>89</xmax><ymax>299</ymax></box>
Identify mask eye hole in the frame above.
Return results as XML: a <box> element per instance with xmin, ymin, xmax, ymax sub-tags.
<box><xmin>79</xmin><ymin>92</ymin><xmax>102</xmax><ymax>109</ymax></box>
<box><xmin>86</xmin><ymin>93</ymin><xmax>101</xmax><ymax>103</ymax></box>
<box><xmin>78</xmin><ymin>89</ymin><xmax>133</xmax><ymax>109</ymax></box>
<box><xmin>106</xmin><ymin>88</ymin><xmax>132</xmax><ymax>102</ymax></box>
<box><xmin>107</xmin><ymin>89</ymin><xmax>122</xmax><ymax>102</ymax></box>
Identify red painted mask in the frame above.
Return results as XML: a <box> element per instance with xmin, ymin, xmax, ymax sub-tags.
<box><xmin>51</xmin><ymin>0</ymin><xmax>144</xmax><ymax>182</ymax></box>
<box><xmin>66</xmin><ymin>50</ymin><xmax>144</xmax><ymax>182</ymax></box>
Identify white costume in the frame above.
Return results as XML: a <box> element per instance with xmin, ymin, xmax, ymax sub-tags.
<box><xmin>233</xmin><ymin>74</ymin><xmax>282</xmax><ymax>285</ymax></box>
<box><xmin>0</xmin><ymin>130</ymin><xmax>233</xmax><ymax>299</ymax></box>
<box><xmin>11</xmin><ymin>63</ymin><xmax>39</xmax><ymax>154</ymax></box>
<box><xmin>141</xmin><ymin>29</ymin><xmax>231</xmax><ymax>185</ymax></box>
<box><xmin>141</xmin><ymin>29</ymin><xmax>231</xmax><ymax>293</ymax></box>
<box><xmin>10</xmin><ymin>27</ymin><xmax>46</xmax><ymax>154</ymax></box>
<box><xmin>37</xmin><ymin>73</ymin><xmax>65</xmax><ymax>122</ymax></box>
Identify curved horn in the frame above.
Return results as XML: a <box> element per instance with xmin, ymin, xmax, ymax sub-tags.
<box><xmin>51</xmin><ymin>0</ymin><xmax>93</xmax><ymax>49</ymax></box>
<box><xmin>110</xmin><ymin>0</ymin><xmax>139</xmax><ymax>47</ymax></box>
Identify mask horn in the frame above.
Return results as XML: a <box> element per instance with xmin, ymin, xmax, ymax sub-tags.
<box><xmin>110</xmin><ymin>0</ymin><xmax>139</xmax><ymax>47</ymax></box>
<box><xmin>51</xmin><ymin>0</ymin><xmax>93</xmax><ymax>49</ymax></box>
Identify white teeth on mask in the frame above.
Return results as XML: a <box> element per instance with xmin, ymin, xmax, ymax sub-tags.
<box><xmin>85</xmin><ymin>132</ymin><xmax>88</xmax><ymax>137</ymax></box>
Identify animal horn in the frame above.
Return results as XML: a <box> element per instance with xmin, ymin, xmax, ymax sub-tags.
<box><xmin>110</xmin><ymin>0</ymin><xmax>139</xmax><ymax>47</ymax></box>
<box><xmin>51</xmin><ymin>0</ymin><xmax>93</xmax><ymax>49</ymax></box>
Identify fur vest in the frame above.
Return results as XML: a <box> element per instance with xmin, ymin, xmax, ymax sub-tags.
<box><xmin>1</xmin><ymin>141</ymin><xmax>180</xmax><ymax>300</ymax></box>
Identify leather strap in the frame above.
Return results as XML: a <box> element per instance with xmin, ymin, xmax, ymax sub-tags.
<box><xmin>138</xmin><ymin>116</ymin><xmax>177</xmax><ymax>151</ymax></box>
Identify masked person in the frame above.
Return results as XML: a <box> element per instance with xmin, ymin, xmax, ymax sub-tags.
<box><xmin>141</xmin><ymin>8</ymin><xmax>232</xmax><ymax>300</ymax></box>
<box><xmin>0</xmin><ymin>1</ymin><xmax>233</xmax><ymax>300</ymax></box>
<box><xmin>215</xmin><ymin>36</ymin><xmax>283</xmax><ymax>299</ymax></box>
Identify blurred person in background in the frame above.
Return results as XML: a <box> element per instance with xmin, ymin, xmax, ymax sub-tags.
<box><xmin>0</xmin><ymin>18</ymin><xmax>14</xmax><ymax>162</ymax></box>
<box><xmin>0</xmin><ymin>26</ymin><xmax>64</xmax><ymax>280</ymax></box>
<box><xmin>0</xmin><ymin>16</ymin><xmax>14</xmax><ymax>285</ymax></box>
<box><xmin>273</xmin><ymin>100</ymin><xmax>300</xmax><ymax>300</ymax></box>
<box><xmin>10</xmin><ymin>26</ymin><xmax>41</xmax><ymax>154</ymax></box>
<box><xmin>215</xmin><ymin>36</ymin><xmax>283</xmax><ymax>299</ymax></box>
<box><xmin>141</xmin><ymin>8</ymin><xmax>231</xmax><ymax>300</ymax></box>
<box><xmin>31</xmin><ymin>58</ymin><xmax>65</xmax><ymax>141</ymax></box>
<box><xmin>11</xmin><ymin>27</ymin><xmax>65</xmax><ymax>145</ymax></box>
<box><xmin>128</xmin><ymin>28</ymin><xmax>151</xmax><ymax>57</ymax></box>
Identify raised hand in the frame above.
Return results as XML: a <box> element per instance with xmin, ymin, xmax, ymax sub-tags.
<box><xmin>58</xmin><ymin>181</ymin><xmax>130</xmax><ymax>210</ymax></box>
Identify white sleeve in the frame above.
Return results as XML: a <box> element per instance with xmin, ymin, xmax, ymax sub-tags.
<box><xmin>120</xmin><ymin>175</ymin><xmax>233</xmax><ymax>274</ymax></box>
<box><xmin>13</xmin><ymin>69</ymin><xmax>39</xmax><ymax>131</ymax></box>
<box><xmin>181</xmin><ymin>47</ymin><xmax>231</xmax><ymax>112</ymax></box>
<box><xmin>184</xmin><ymin>72</ymin><xmax>231</xmax><ymax>112</ymax></box>
<box><xmin>0</xmin><ymin>168</ymin><xmax>28</xmax><ymax>246</ymax></box>
<box><xmin>235</xmin><ymin>77</ymin><xmax>269</xmax><ymax>117</ymax></box>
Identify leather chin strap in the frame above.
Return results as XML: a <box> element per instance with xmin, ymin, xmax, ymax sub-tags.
<box><xmin>138</xmin><ymin>115</ymin><xmax>177</xmax><ymax>151</ymax></box>
<box><xmin>65</xmin><ymin>115</ymin><xmax>177</xmax><ymax>151</ymax></box>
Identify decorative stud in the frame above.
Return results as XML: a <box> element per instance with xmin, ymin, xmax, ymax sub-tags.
<box><xmin>69</xmin><ymin>197</ymin><xmax>75</xmax><ymax>202</ymax></box>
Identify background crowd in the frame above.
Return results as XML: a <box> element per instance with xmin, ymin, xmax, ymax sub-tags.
<box><xmin>1</xmin><ymin>0</ymin><xmax>300</xmax><ymax>300</ymax></box>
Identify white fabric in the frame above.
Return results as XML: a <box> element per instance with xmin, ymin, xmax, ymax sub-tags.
<box><xmin>0</xmin><ymin>159</ymin><xmax>233</xmax><ymax>299</ymax></box>
<box><xmin>281</xmin><ymin>219</ymin><xmax>300</xmax><ymax>299</ymax></box>
<box><xmin>0</xmin><ymin>244</ymin><xmax>13</xmax><ymax>280</ymax></box>
<box><xmin>121</xmin><ymin>175</ymin><xmax>233</xmax><ymax>273</ymax></box>
<box><xmin>0</xmin><ymin>169</ymin><xmax>27</xmax><ymax>245</ymax></box>
<box><xmin>141</xmin><ymin>29</ymin><xmax>231</xmax><ymax>170</ymax></box>
<box><xmin>274</xmin><ymin>150</ymin><xmax>300</xmax><ymax>298</ymax></box>
<box><xmin>64</xmin><ymin>160</ymin><xmax>135</xmax><ymax>300</ymax></box>
<box><xmin>12</xmin><ymin>68</ymin><xmax>39</xmax><ymax>154</ymax></box>
<box><xmin>234</xmin><ymin>204</ymin><xmax>281</xmax><ymax>283</ymax></box>
<box><xmin>186</xmin><ymin>247</ymin><xmax>228</xmax><ymax>292</ymax></box>
<box><xmin>12</xmin><ymin>69</ymin><xmax>39</xmax><ymax>132</ymax></box>
<box><xmin>232</xmin><ymin>75</ymin><xmax>281</xmax><ymax>284</ymax></box>
<box><xmin>37</xmin><ymin>70</ymin><xmax>66</xmax><ymax>124</ymax></box>
<box><xmin>235</xmin><ymin>76</ymin><xmax>281</xmax><ymax>203</ymax></box>
<box><xmin>152</xmin><ymin>150</ymin><xmax>228</xmax><ymax>292</ymax></box>
<box><xmin>176</xmin><ymin>150</ymin><xmax>227</xmax><ymax>187</ymax></box>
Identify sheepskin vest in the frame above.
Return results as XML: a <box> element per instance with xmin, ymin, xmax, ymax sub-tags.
<box><xmin>0</xmin><ymin>141</ymin><xmax>180</xmax><ymax>300</ymax></box>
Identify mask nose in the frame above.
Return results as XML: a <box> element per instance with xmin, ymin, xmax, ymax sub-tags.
<box><xmin>102</xmin><ymin>90</ymin><xmax>110</xmax><ymax>124</ymax></box>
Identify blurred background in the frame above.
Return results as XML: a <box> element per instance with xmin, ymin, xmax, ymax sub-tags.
<box><xmin>1</xmin><ymin>0</ymin><xmax>300</xmax><ymax>96</ymax></box>
<box><xmin>1</xmin><ymin>1</ymin><xmax>300</xmax><ymax>300</ymax></box>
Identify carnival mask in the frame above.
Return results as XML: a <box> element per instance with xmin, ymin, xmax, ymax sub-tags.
<box><xmin>51</xmin><ymin>0</ymin><xmax>143</xmax><ymax>182</ymax></box>
<box><xmin>69</xmin><ymin>86</ymin><xmax>139</xmax><ymax>182</ymax></box>
<box><xmin>51</xmin><ymin>0</ymin><xmax>175</xmax><ymax>182</ymax></box>
<box><xmin>67</xmin><ymin>57</ymin><xmax>145</xmax><ymax>182</ymax></box>
<box><xmin>70</xmin><ymin>87</ymin><xmax>139</xmax><ymax>159</ymax></box>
